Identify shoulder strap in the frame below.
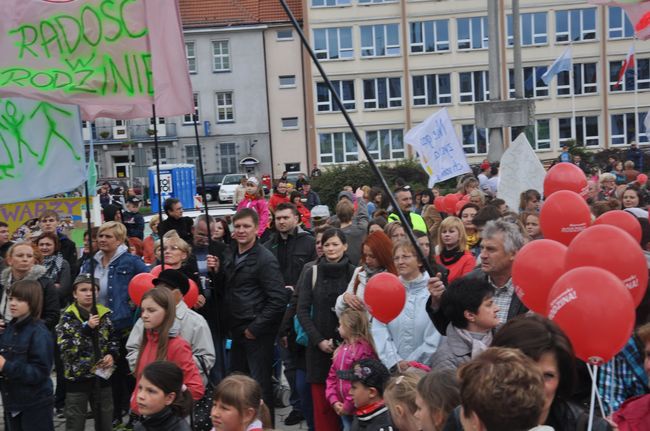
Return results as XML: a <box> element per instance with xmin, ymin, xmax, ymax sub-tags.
<box><xmin>312</xmin><ymin>265</ymin><xmax>317</xmax><ymax>289</ymax></box>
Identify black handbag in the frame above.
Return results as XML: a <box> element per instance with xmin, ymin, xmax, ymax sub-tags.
<box><xmin>192</xmin><ymin>357</ymin><xmax>215</xmax><ymax>431</ymax></box>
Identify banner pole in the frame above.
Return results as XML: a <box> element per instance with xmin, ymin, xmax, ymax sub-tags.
<box><xmin>152</xmin><ymin>104</ymin><xmax>165</xmax><ymax>268</ymax></box>
<box><xmin>278</xmin><ymin>0</ymin><xmax>433</xmax><ymax>276</ymax></box>
<box><xmin>192</xmin><ymin>114</ymin><xmax>213</xmax><ymax>247</ymax></box>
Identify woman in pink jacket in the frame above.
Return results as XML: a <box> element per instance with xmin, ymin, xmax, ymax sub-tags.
<box><xmin>236</xmin><ymin>177</ymin><xmax>269</xmax><ymax>237</ymax></box>
<box><xmin>326</xmin><ymin>309</ymin><xmax>378</xmax><ymax>430</ymax></box>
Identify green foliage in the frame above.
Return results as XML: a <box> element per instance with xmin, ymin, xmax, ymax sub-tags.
<box><xmin>311</xmin><ymin>159</ymin><xmax>448</xmax><ymax>209</ymax></box>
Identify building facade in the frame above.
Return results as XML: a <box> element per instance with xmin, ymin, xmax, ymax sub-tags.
<box><xmin>303</xmin><ymin>0</ymin><xmax>650</xmax><ymax>167</ymax></box>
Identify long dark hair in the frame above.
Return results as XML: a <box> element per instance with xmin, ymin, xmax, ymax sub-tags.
<box><xmin>141</xmin><ymin>361</ymin><xmax>193</xmax><ymax>417</ymax></box>
<box><xmin>135</xmin><ymin>287</ymin><xmax>176</xmax><ymax>375</ymax></box>
<box><xmin>215</xmin><ymin>218</ymin><xmax>231</xmax><ymax>244</ymax></box>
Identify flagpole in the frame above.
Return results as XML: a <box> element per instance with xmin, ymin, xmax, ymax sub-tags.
<box><xmin>570</xmin><ymin>42</ymin><xmax>576</xmax><ymax>144</ymax></box>
<box><xmin>634</xmin><ymin>38</ymin><xmax>639</xmax><ymax>143</ymax></box>
<box><xmin>152</xmin><ymin>103</ymin><xmax>165</xmax><ymax>267</ymax></box>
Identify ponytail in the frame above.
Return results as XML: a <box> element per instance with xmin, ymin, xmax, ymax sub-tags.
<box><xmin>141</xmin><ymin>361</ymin><xmax>193</xmax><ymax>417</ymax></box>
<box><xmin>213</xmin><ymin>374</ymin><xmax>273</xmax><ymax>429</ymax></box>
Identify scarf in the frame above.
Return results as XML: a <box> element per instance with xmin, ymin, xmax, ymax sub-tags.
<box><xmin>439</xmin><ymin>247</ymin><xmax>465</xmax><ymax>266</ymax></box>
<box><xmin>466</xmin><ymin>232</ymin><xmax>480</xmax><ymax>248</ymax></box>
<box><xmin>456</xmin><ymin>328</ymin><xmax>493</xmax><ymax>359</ymax></box>
<box><xmin>42</xmin><ymin>253</ymin><xmax>64</xmax><ymax>281</ymax></box>
<box><xmin>244</xmin><ymin>193</ymin><xmax>258</xmax><ymax>201</ymax></box>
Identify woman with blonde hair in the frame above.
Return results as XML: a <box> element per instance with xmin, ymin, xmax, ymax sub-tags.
<box><xmin>143</xmin><ymin>215</ymin><xmax>160</xmax><ymax>265</ymax></box>
<box><xmin>158</xmin><ymin>230</ymin><xmax>200</xmax><ymax>287</ymax></box>
<box><xmin>435</xmin><ymin>217</ymin><xmax>476</xmax><ymax>283</ymax></box>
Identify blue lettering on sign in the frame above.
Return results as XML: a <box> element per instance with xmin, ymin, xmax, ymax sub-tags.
<box><xmin>432</xmin><ymin>143</ymin><xmax>457</xmax><ymax>160</ymax></box>
<box><xmin>420</xmin><ymin>134</ymin><xmax>433</xmax><ymax>149</ymax></box>
<box><xmin>430</xmin><ymin>119</ymin><xmax>447</xmax><ymax>140</ymax></box>
<box><xmin>435</xmin><ymin>160</ymin><xmax>466</xmax><ymax>181</ymax></box>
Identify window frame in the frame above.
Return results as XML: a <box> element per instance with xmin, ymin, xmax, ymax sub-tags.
<box><xmin>185</xmin><ymin>41</ymin><xmax>197</xmax><ymax>74</ymax></box>
<box><xmin>508</xmin><ymin>66</ymin><xmax>549</xmax><ymax>99</ymax></box>
<box><xmin>558</xmin><ymin>116</ymin><xmax>600</xmax><ymax>147</ymax></box>
<box><xmin>557</xmin><ymin>63</ymin><xmax>598</xmax><ymax>96</ymax></box>
<box><xmin>506</xmin><ymin>12</ymin><xmax>548</xmax><ymax>47</ymax></box>
<box><xmin>510</xmin><ymin>119</ymin><xmax>551</xmax><ymax>151</ymax></box>
<box><xmin>183</xmin><ymin>93</ymin><xmax>200</xmax><ymax>125</ymax></box>
<box><xmin>610</xmin><ymin>112</ymin><xmax>649</xmax><ymax>146</ymax></box>
<box><xmin>459</xmin><ymin>71</ymin><xmax>489</xmax><ymax>103</ymax></box>
<box><xmin>360</xmin><ymin>23</ymin><xmax>401</xmax><ymax>58</ymax></box>
<box><xmin>412</xmin><ymin>73</ymin><xmax>452</xmax><ymax>106</ymax></box>
<box><xmin>362</xmin><ymin>77</ymin><xmax>402</xmax><ymax>110</ymax></box>
<box><xmin>461</xmin><ymin>125</ymin><xmax>489</xmax><ymax>155</ymax></box>
<box><xmin>608</xmin><ymin>6</ymin><xmax>634</xmax><ymax>40</ymax></box>
<box><xmin>457</xmin><ymin>16</ymin><xmax>489</xmax><ymax>50</ymax></box>
<box><xmin>311</xmin><ymin>0</ymin><xmax>351</xmax><ymax>7</ymax></box>
<box><xmin>409</xmin><ymin>19</ymin><xmax>450</xmax><ymax>53</ymax></box>
<box><xmin>276</xmin><ymin>29</ymin><xmax>294</xmax><ymax>41</ymax></box>
<box><xmin>365</xmin><ymin>129</ymin><xmax>405</xmax><ymax>161</ymax></box>
<box><xmin>215</xmin><ymin>91</ymin><xmax>234</xmax><ymax>123</ymax></box>
<box><xmin>316</xmin><ymin>80</ymin><xmax>356</xmax><ymax>112</ymax></box>
<box><xmin>555</xmin><ymin>8</ymin><xmax>597</xmax><ymax>44</ymax></box>
<box><xmin>313</xmin><ymin>27</ymin><xmax>354</xmax><ymax>60</ymax></box>
<box><xmin>281</xmin><ymin>117</ymin><xmax>299</xmax><ymax>130</ymax></box>
<box><xmin>318</xmin><ymin>132</ymin><xmax>359</xmax><ymax>164</ymax></box>
<box><xmin>212</xmin><ymin>40</ymin><xmax>231</xmax><ymax>73</ymax></box>
<box><xmin>279</xmin><ymin>75</ymin><xmax>297</xmax><ymax>89</ymax></box>
<box><xmin>609</xmin><ymin>58</ymin><xmax>650</xmax><ymax>92</ymax></box>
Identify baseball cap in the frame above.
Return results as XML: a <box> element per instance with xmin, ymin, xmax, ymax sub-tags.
<box><xmin>126</xmin><ymin>197</ymin><xmax>141</xmax><ymax>205</ymax></box>
<box><xmin>311</xmin><ymin>205</ymin><xmax>330</xmax><ymax>220</ymax></box>
<box><xmin>337</xmin><ymin>358</ymin><xmax>390</xmax><ymax>393</ymax></box>
<box><xmin>480</xmin><ymin>161</ymin><xmax>490</xmax><ymax>171</ymax></box>
<box><xmin>153</xmin><ymin>269</ymin><xmax>190</xmax><ymax>295</ymax></box>
<box><xmin>246</xmin><ymin>177</ymin><xmax>259</xmax><ymax>186</ymax></box>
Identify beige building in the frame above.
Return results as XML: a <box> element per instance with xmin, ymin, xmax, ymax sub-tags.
<box><xmin>303</xmin><ymin>0</ymin><xmax>650</xmax><ymax>167</ymax></box>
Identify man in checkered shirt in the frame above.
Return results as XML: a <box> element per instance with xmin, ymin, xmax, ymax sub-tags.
<box><xmin>426</xmin><ymin>219</ymin><xmax>528</xmax><ymax>335</ymax></box>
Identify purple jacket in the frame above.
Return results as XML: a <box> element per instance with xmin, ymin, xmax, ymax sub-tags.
<box><xmin>326</xmin><ymin>339</ymin><xmax>377</xmax><ymax>414</ymax></box>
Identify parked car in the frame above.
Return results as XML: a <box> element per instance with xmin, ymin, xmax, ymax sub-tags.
<box><xmin>218</xmin><ymin>173</ymin><xmax>248</xmax><ymax>203</ymax></box>
<box><xmin>285</xmin><ymin>172</ymin><xmax>308</xmax><ymax>189</ymax></box>
<box><xmin>196</xmin><ymin>173</ymin><xmax>226</xmax><ymax>202</ymax></box>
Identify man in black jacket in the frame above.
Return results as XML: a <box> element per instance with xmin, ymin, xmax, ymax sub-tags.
<box><xmin>220</xmin><ymin>208</ymin><xmax>288</xmax><ymax>423</ymax></box>
<box><xmin>264</xmin><ymin>203</ymin><xmax>316</xmax><ymax>426</ymax></box>
<box><xmin>39</xmin><ymin>210</ymin><xmax>78</xmax><ymax>271</ymax></box>
<box><xmin>427</xmin><ymin>219</ymin><xmax>527</xmax><ymax>334</ymax></box>
<box><xmin>158</xmin><ymin>198</ymin><xmax>193</xmax><ymax>243</ymax></box>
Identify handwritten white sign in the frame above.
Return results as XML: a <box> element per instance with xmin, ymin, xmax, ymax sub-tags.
<box><xmin>405</xmin><ymin>108</ymin><xmax>471</xmax><ymax>187</ymax></box>
<box><xmin>498</xmin><ymin>133</ymin><xmax>546</xmax><ymax>211</ymax></box>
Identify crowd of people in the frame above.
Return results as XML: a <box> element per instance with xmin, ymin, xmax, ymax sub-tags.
<box><xmin>0</xmin><ymin>153</ymin><xmax>649</xmax><ymax>431</ymax></box>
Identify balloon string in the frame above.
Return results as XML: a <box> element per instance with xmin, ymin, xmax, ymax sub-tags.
<box><xmin>585</xmin><ymin>363</ymin><xmax>606</xmax><ymax>418</ymax></box>
<box><xmin>587</xmin><ymin>364</ymin><xmax>598</xmax><ymax>431</ymax></box>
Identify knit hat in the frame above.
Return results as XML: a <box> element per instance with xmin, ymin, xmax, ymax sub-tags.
<box><xmin>246</xmin><ymin>177</ymin><xmax>259</xmax><ymax>186</ymax></box>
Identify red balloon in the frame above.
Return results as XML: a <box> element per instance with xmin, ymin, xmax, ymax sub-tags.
<box><xmin>184</xmin><ymin>279</ymin><xmax>200</xmax><ymax>308</ymax></box>
<box><xmin>364</xmin><ymin>272</ymin><xmax>406</xmax><ymax>324</ymax></box>
<box><xmin>547</xmin><ymin>267</ymin><xmax>635</xmax><ymax>364</ymax></box>
<box><xmin>128</xmin><ymin>273</ymin><xmax>155</xmax><ymax>306</ymax></box>
<box><xmin>544</xmin><ymin>163</ymin><xmax>588</xmax><ymax>198</ymax></box>
<box><xmin>565</xmin><ymin>224</ymin><xmax>648</xmax><ymax>307</ymax></box>
<box><xmin>637</xmin><ymin>174</ymin><xmax>648</xmax><ymax>185</ymax></box>
<box><xmin>150</xmin><ymin>265</ymin><xmax>163</xmax><ymax>278</ymax></box>
<box><xmin>434</xmin><ymin>196</ymin><xmax>446</xmax><ymax>213</ymax></box>
<box><xmin>539</xmin><ymin>190</ymin><xmax>591</xmax><ymax>245</ymax></box>
<box><xmin>512</xmin><ymin>240</ymin><xmax>567</xmax><ymax>314</ymax></box>
<box><xmin>443</xmin><ymin>194</ymin><xmax>460</xmax><ymax>215</ymax></box>
<box><xmin>455</xmin><ymin>199</ymin><xmax>467</xmax><ymax>215</ymax></box>
<box><xmin>593</xmin><ymin>210</ymin><xmax>642</xmax><ymax>243</ymax></box>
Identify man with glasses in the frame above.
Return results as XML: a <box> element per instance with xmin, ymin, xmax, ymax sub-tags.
<box><xmin>269</xmin><ymin>180</ymin><xmax>290</xmax><ymax>214</ymax></box>
<box><xmin>387</xmin><ymin>185</ymin><xmax>427</xmax><ymax>234</ymax></box>
<box><xmin>158</xmin><ymin>197</ymin><xmax>193</xmax><ymax>243</ymax></box>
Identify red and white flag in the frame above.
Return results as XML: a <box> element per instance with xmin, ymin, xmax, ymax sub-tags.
<box><xmin>616</xmin><ymin>45</ymin><xmax>636</xmax><ymax>89</ymax></box>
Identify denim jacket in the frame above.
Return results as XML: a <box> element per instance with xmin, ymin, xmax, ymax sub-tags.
<box><xmin>82</xmin><ymin>250</ymin><xmax>149</xmax><ymax>331</ymax></box>
<box><xmin>0</xmin><ymin>316</ymin><xmax>54</xmax><ymax>412</ymax></box>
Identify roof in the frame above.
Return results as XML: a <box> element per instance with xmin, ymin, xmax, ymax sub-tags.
<box><xmin>179</xmin><ymin>0</ymin><xmax>303</xmax><ymax>29</ymax></box>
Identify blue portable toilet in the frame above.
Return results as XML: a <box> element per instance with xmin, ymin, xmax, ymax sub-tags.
<box><xmin>149</xmin><ymin>164</ymin><xmax>197</xmax><ymax>213</ymax></box>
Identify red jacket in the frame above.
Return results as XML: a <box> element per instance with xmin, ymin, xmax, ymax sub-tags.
<box><xmin>269</xmin><ymin>193</ymin><xmax>289</xmax><ymax>213</ymax></box>
<box><xmin>614</xmin><ymin>395</ymin><xmax>650</xmax><ymax>431</ymax></box>
<box><xmin>130</xmin><ymin>330</ymin><xmax>204</xmax><ymax>414</ymax></box>
<box><xmin>436</xmin><ymin>250</ymin><xmax>476</xmax><ymax>283</ymax></box>
<box><xmin>296</xmin><ymin>202</ymin><xmax>312</xmax><ymax>229</ymax></box>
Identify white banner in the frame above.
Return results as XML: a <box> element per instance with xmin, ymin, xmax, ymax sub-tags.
<box><xmin>0</xmin><ymin>97</ymin><xmax>85</xmax><ymax>204</ymax></box>
<box><xmin>498</xmin><ymin>133</ymin><xmax>546</xmax><ymax>211</ymax></box>
<box><xmin>405</xmin><ymin>108</ymin><xmax>471</xmax><ymax>187</ymax></box>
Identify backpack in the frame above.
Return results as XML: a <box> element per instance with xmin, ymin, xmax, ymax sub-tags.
<box><xmin>294</xmin><ymin>265</ymin><xmax>317</xmax><ymax>346</ymax></box>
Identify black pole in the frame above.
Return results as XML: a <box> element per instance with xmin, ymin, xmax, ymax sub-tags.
<box><xmin>152</xmin><ymin>104</ymin><xmax>165</xmax><ymax>268</ymax></box>
<box><xmin>278</xmin><ymin>0</ymin><xmax>434</xmax><ymax>276</ymax></box>
<box><xmin>192</xmin><ymin>114</ymin><xmax>213</xmax><ymax>247</ymax></box>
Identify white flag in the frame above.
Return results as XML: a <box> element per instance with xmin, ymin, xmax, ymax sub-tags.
<box><xmin>0</xmin><ymin>97</ymin><xmax>86</xmax><ymax>204</ymax></box>
<box><xmin>497</xmin><ymin>133</ymin><xmax>546</xmax><ymax>211</ymax></box>
<box><xmin>405</xmin><ymin>108</ymin><xmax>471</xmax><ymax>187</ymax></box>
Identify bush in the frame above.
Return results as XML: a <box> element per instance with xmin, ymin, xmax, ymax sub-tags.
<box><xmin>311</xmin><ymin>159</ymin><xmax>458</xmax><ymax>209</ymax></box>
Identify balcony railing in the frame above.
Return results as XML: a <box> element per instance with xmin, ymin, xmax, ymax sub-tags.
<box><xmin>86</xmin><ymin>123</ymin><xmax>178</xmax><ymax>141</ymax></box>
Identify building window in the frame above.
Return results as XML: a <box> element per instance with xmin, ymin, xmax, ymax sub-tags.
<box><xmin>557</xmin><ymin>63</ymin><xmax>598</xmax><ymax>96</ymax></box>
<box><xmin>511</xmin><ymin>119</ymin><xmax>551</xmax><ymax>151</ymax></box>
<box><xmin>212</xmin><ymin>40</ymin><xmax>230</xmax><ymax>72</ymax></box>
<box><xmin>318</xmin><ymin>132</ymin><xmax>358</xmax><ymax>164</ymax></box>
<box><xmin>363</xmin><ymin>77</ymin><xmax>402</xmax><ymax>109</ymax></box>
<box><xmin>219</xmin><ymin>143</ymin><xmax>238</xmax><ymax>173</ymax></box>
<box><xmin>409</xmin><ymin>19</ymin><xmax>450</xmax><ymax>53</ymax></box>
<box><xmin>360</xmin><ymin>24</ymin><xmax>400</xmax><ymax>57</ymax></box>
<box><xmin>151</xmin><ymin>147</ymin><xmax>167</xmax><ymax>164</ymax></box>
<box><xmin>366</xmin><ymin>129</ymin><xmax>405</xmax><ymax>161</ymax></box>
<box><xmin>317</xmin><ymin>80</ymin><xmax>355</xmax><ymax>112</ymax></box>
<box><xmin>508</xmin><ymin>66</ymin><xmax>549</xmax><ymax>98</ymax></box>
<box><xmin>311</xmin><ymin>0</ymin><xmax>350</xmax><ymax>6</ymax></box>
<box><xmin>558</xmin><ymin>116</ymin><xmax>599</xmax><ymax>147</ymax></box>
<box><xmin>359</xmin><ymin>0</ymin><xmax>396</xmax><ymax>3</ymax></box>
<box><xmin>611</xmin><ymin>112</ymin><xmax>649</xmax><ymax>146</ymax></box>
<box><xmin>412</xmin><ymin>74</ymin><xmax>452</xmax><ymax>106</ymax></box>
<box><xmin>216</xmin><ymin>92</ymin><xmax>234</xmax><ymax>123</ymax></box>
<box><xmin>281</xmin><ymin>117</ymin><xmax>299</xmax><ymax>129</ymax></box>
<box><xmin>459</xmin><ymin>71</ymin><xmax>489</xmax><ymax>103</ymax></box>
<box><xmin>506</xmin><ymin>12</ymin><xmax>547</xmax><ymax>46</ymax></box>
<box><xmin>185</xmin><ymin>145</ymin><xmax>199</xmax><ymax>166</ymax></box>
<box><xmin>556</xmin><ymin>8</ymin><xmax>597</xmax><ymax>43</ymax></box>
<box><xmin>461</xmin><ymin>125</ymin><xmax>489</xmax><ymax>154</ymax></box>
<box><xmin>276</xmin><ymin>29</ymin><xmax>293</xmax><ymax>40</ymax></box>
<box><xmin>313</xmin><ymin>27</ymin><xmax>353</xmax><ymax>60</ymax></box>
<box><xmin>183</xmin><ymin>93</ymin><xmax>200</xmax><ymax>124</ymax></box>
<box><xmin>186</xmin><ymin>41</ymin><xmax>197</xmax><ymax>74</ymax></box>
<box><xmin>457</xmin><ymin>16</ymin><xmax>488</xmax><ymax>50</ymax></box>
<box><xmin>609</xmin><ymin>58</ymin><xmax>650</xmax><ymax>92</ymax></box>
<box><xmin>609</xmin><ymin>6</ymin><xmax>634</xmax><ymax>39</ymax></box>
<box><xmin>279</xmin><ymin>75</ymin><xmax>296</xmax><ymax>88</ymax></box>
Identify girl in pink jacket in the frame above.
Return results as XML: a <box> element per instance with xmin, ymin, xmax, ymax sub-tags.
<box><xmin>236</xmin><ymin>177</ymin><xmax>269</xmax><ymax>237</ymax></box>
<box><xmin>326</xmin><ymin>309</ymin><xmax>378</xmax><ymax>430</ymax></box>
